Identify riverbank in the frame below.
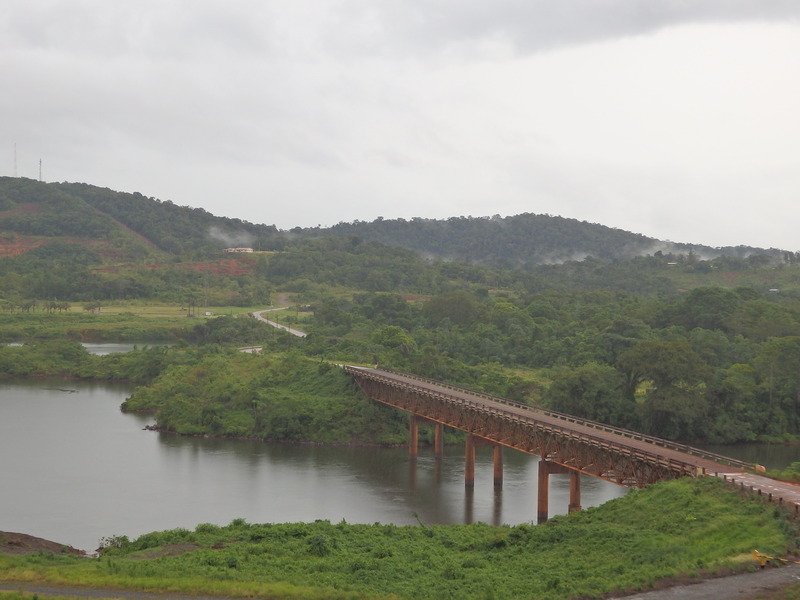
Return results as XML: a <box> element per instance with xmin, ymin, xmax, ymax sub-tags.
<box><xmin>4</xmin><ymin>530</ymin><xmax>800</xmax><ymax>600</ymax></box>
<box><xmin>1</xmin><ymin>479</ymin><xmax>796</xmax><ymax>600</ymax></box>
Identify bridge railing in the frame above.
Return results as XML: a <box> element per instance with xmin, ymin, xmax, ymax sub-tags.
<box><xmin>348</xmin><ymin>366</ymin><xmax>709</xmax><ymax>478</ymax></box>
<box><xmin>351</xmin><ymin>365</ymin><xmax>755</xmax><ymax>473</ymax></box>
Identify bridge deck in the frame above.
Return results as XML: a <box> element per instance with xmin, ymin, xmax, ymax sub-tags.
<box><xmin>348</xmin><ymin>365</ymin><xmax>800</xmax><ymax>516</ymax></box>
<box><xmin>349</xmin><ymin>366</ymin><xmax>743</xmax><ymax>477</ymax></box>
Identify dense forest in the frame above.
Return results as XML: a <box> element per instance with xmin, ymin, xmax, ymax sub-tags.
<box><xmin>311</xmin><ymin>214</ymin><xmax>786</xmax><ymax>268</ymax></box>
<box><xmin>3</xmin><ymin>177</ymin><xmax>800</xmax><ymax>446</ymax></box>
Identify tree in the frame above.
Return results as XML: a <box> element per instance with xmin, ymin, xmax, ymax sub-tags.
<box><xmin>423</xmin><ymin>291</ymin><xmax>483</xmax><ymax>326</ymax></box>
<box><xmin>544</xmin><ymin>362</ymin><xmax>632</xmax><ymax>427</ymax></box>
<box><xmin>752</xmin><ymin>337</ymin><xmax>800</xmax><ymax>433</ymax></box>
<box><xmin>371</xmin><ymin>326</ymin><xmax>415</xmax><ymax>355</ymax></box>
<box><xmin>676</xmin><ymin>287</ymin><xmax>740</xmax><ymax>331</ymax></box>
<box><xmin>616</xmin><ymin>340</ymin><xmax>712</xmax><ymax>439</ymax></box>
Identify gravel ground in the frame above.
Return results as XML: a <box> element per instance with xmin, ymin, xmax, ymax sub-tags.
<box><xmin>3</xmin><ymin>567</ymin><xmax>800</xmax><ymax>600</ymax></box>
<box><xmin>615</xmin><ymin>563</ymin><xmax>800</xmax><ymax>600</ymax></box>
<box><xmin>0</xmin><ymin>583</ymin><xmax>235</xmax><ymax>600</ymax></box>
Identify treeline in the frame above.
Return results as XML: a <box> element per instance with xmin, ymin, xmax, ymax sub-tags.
<box><xmin>6</xmin><ymin>178</ymin><xmax>800</xmax><ymax>446</ymax></box>
<box><xmin>313</xmin><ymin>213</ymin><xmax>785</xmax><ymax>268</ymax></box>
<box><xmin>58</xmin><ymin>181</ymin><xmax>284</xmax><ymax>257</ymax></box>
<box><xmin>3</xmin><ymin>178</ymin><xmax>797</xmax><ymax>307</ymax></box>
<box><xmin>4</xmin><ymin>281</ymin><xmax>800</xmax><ymax>446</ymax></box>
<box><xmin>0</xmin><ymin>333</ymin><xmax>407</xmax><ymax>444</ymax></box>
<box><xmin>0</xmin><ymin>232</ymin><xmax>515</xmax><ymax>305</ymax></box>
<box><xmin>293</xmin><ymin>285</ymin><xmax>800</xmax><ymax>444</ymax></box>
<box><xmin>0</xmin><ymin>340</ymin><xmax>177</xmax><ymax>383</ymax></box>
<box><xmin>0</xmin><ymin>178</ymin><xmax>118</xmax><ymax>239</ymax></box>
<box><xmin>121</xmin><ymin>351</ymin><xmax>408</xmax><ymax>444</ymax></box>
<box><xmin>0</xmin><ymin>177</ymin><xmax>285</xmax><ymax>258</ymax></box>
<box><xmin>0</xmin><ymin>250</ymin><xmax>271</xmax><ymax>305</ymax></box>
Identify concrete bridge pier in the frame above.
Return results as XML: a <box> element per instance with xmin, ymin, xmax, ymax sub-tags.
<box><xmin>537</xmin><ymin>460</ymin><xmax>582</xmax><ymax>524</ymax></box>
<box><xmin>408</xmin><ymin>416</ymin><xmax>444</xmax><ymax>459</ymax></box>
<box><xmin>464</xmin><ymin>435</ymin><xmax>504</xmax><ymax>489</ymax></box>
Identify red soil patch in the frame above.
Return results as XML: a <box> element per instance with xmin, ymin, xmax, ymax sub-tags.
<box><xmin>0</xmin><ymin>236</ymin><xmax>131</xmax><ymax>260</ymax></box>
<box><xmin>96</xmin><ymin>258</ymin><xmax>257</xmax><ymax>276</ymax></box>
<box><xmin>0</xmin><ymin>531</ymin><xmax>86</xmax><ymax>556</ymax></box>
<box><xmin>178</xmin><ymin>259</ymin><xmax>256</xmax><ymax>276</ymax></box>
<box><xmin>0</xmin><ymin>202</ymin><xmax>42</xmax><ymax>218</ymax></box>
<box><xmin>0</xmin><ymin>236</ymin><xmax>46</xmax><ymax>258</ymax></box>
<box><xmin>401</xmin><ymin>294</ymin><xmax>432</xmax><ymax>302</ymax></box>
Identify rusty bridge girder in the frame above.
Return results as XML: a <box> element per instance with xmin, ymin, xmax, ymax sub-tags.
<box><xmin>346</xmin><ymin>366</ymin><xmax>719</xmax><ymax>488</ymax></box>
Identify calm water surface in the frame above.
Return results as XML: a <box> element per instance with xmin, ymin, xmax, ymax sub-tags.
<box><xmin>0</xmin><ymin>377</ymin><xmax>633</xmax><ymax>551</ymax></box>
<box><xmin>81</xmin><ymin>342</ymin><xmax>168</xmax><ymax>356</ymax></box>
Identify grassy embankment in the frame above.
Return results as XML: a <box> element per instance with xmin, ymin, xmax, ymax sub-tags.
<box><xmin>0</xmin><ymin>302</ymin><xmax>266</xmax><ymax>342</ymax></box>
<box><xmin>0</xmin><ymin>478</ymin><xmax>796</xmax><ymax>600</ymax></box>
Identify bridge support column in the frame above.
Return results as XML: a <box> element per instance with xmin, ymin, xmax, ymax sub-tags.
<box><xmin>568</xmin><ymin>470</ymin><xmax>582</xmax><ymax>513</ymax></box>
<box><xmin>538</xmin><ymin>461</ymin><xmax>581</xmax><ymax>524</ymax></box>
<box><xmin>465</xmin><ymin>435</ymin><xmax>476</xmax><ymax>487</ymax></box>
<box><xmin>409</xmin><ymin>416</ymin><xmax>419</xmax><ymax>459</ymax></box>
<box><xmin>464</xmin><ymin>435</ymin><xmax>503</xmax><ymax>488</ymax></box>
<box><xmin>434</xmin><ymin>423</ymin><xmax>444</xmax><ymax>459</ymax></box>
<box><xmin>493</xmin><ymin>445</ymin><xmax>503</xmax><ymax>489</ymax></box>
<box><xmin>410</xmin><ymin>416</ymin><xmax>445</xmax><ymax>460</ymax></box>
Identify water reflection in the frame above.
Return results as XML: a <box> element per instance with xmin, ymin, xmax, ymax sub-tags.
<box><xmin>81</xmin><ymin>342</ymin><xmax>168</xmax><ymax>355</ymax></box>
<box><xmin>1</xmin><ymin>377</ymin><xmax>627</xmax><ymax>551</ymax></box>
<box><xmin>152</xmin><ymin>435</ymin><xmax>628</xmax><ymax>528</ymax></box>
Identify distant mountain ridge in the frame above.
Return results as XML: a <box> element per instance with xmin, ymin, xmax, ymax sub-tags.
<box><xmin>308</xmin><ymin>214</ymin><xmax>781</xmax><ymax>268</ymax></box>
<box><xmin>0</xmin><ymin>177</ymin><xmax>783</xmax><ymax>267</ymax></box>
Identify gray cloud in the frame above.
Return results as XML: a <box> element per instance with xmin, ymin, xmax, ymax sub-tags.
<box><xmin>323</xmin><ymin>0</ymin><xmax>800</xmax><ymax>56</ymax></box>
<box><xmin>2</xmin><ymin>1</ymin><xmax>799</xmax><ymax>250</ymax></box>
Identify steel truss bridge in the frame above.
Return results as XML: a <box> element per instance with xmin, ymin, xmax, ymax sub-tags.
<box><xmin>345</xmin><ymin>365</ymin><xmax>757</xmax><ymax>522</ymax></box>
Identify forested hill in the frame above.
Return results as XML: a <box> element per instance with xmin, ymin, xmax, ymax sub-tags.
<box><xmin>311</xmin><ymin>214</ymin><xmax>779</xmax><ymax>268</ymax></box>
<box><xmin>0</xmin><ymin>177</ymin><xmax>783</xmax><ymax>267</ymax></box>
<box><xmin>0</xmin><ymin>177</ymin><xmax>282</xmax><ymax>259</ymax></box>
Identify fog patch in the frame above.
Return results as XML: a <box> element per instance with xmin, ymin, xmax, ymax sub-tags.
<box><xmin>208</xmin><ymin>226</ymin><xmax>255</xmax><ymax>248</ymax></box>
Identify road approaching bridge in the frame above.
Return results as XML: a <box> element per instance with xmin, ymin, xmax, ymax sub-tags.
<box><xmin>344</xmin><ymin>365</ymin><xmax>793</xmax><ymax>522</ymax></box>
<box><xmin>251</xmin><ymin>307</ymin><xmax>307</xmax><ymax>338</ymax></box>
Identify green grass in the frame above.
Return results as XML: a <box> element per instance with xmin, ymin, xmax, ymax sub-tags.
<box><xmin>0</xmin><ymin>303</ymin><xmax>275</xmax><ymax>342</ymax></box>
<box><xmin>0</xmin><ymin>593</ymin><xmax>81</xmax><ymax>600</ymax></box>
<box><xmin>661</xmin><ymin>267</ymin><xmax>800</xmax><ymax>294</ymax></box>
<box><xmin>1</xmin><ymin>478</ymin><xmax>795</xmax><ymax>600</ymax></box>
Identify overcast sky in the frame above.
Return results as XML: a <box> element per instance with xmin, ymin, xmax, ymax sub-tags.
<box><xmin>3</xmin><ymin>1</ymin><xmax>800</xmax><ymax>249</ymax></box>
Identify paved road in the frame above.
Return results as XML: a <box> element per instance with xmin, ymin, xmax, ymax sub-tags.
<box><xmin>617</xmin><ymin>563</ymin><xmax>800</xmax><ymax>599</ymax></box>
<box><xmin>250</xmin><ymin>307</ymin><xmax>307</xmax><ymax>338</ymax></box>
<box><xmin>717</xmin><ymin>472</ymin><xmax>800</xmax><ymax>513</ymax></box>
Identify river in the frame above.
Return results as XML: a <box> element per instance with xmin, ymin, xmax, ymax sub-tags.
<box><xmin>0</xmin><ymin>376</ymin><xmax>635</xmax><ymax>552</ymax></box>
